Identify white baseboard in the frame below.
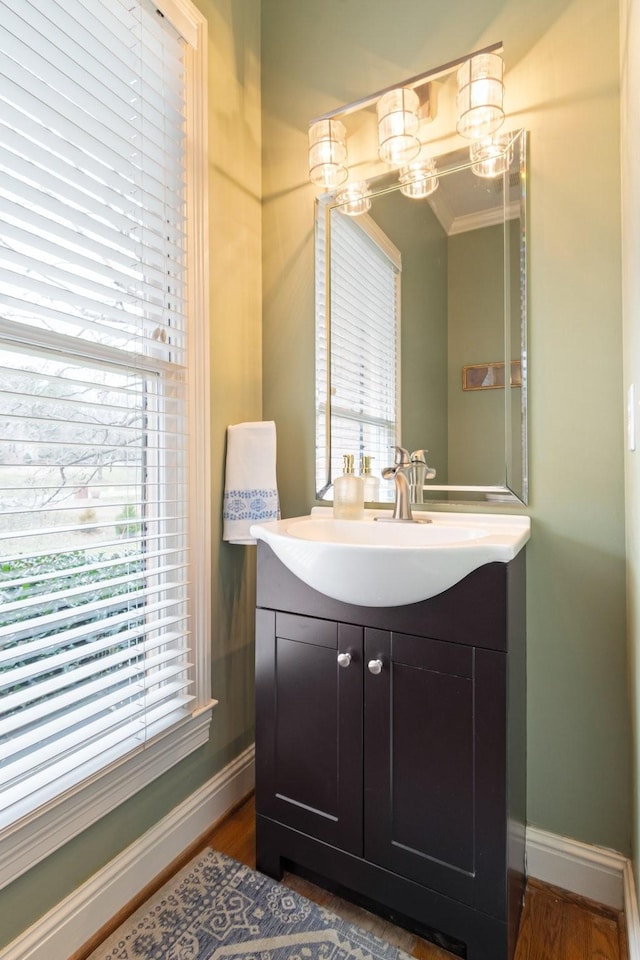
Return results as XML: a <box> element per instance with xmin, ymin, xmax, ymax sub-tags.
<box><xmin>526</xmin><ymin>825</ymin><xmax>627</xmax><ymax>910</ymax></box>
<box><xmin>526</xmin><ymin>827</ymin><xmax>640</xmax><ymax>957</ymax></box>
<box><xmin>0</xmin><ymin>744</ymin><xmax>255</xmax><ymax>960</ymax></box>
<box><xmin>5</xmin><ymin>788</ymin><xmax>640</xmax><ymax>960</ymax></box>
<box><xmin>624</xmin><ymin>858</ymin><xmax>640</xmax><ymax>960</ymax></box>
<box><xmin>526</xmin><ymin>827</ymin><xmax>640</xmax><ymax>955</ymax></box>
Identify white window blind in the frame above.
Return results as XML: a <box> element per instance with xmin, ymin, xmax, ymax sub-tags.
<box><xmin>316</xmin><ymin>203</ymin><xmax>400</xmax><ymax>495</ymax></box>
<box><xmin>0</xmin><ymin>0</ymin><xmax>203</xmax><ymax>833</ymax></box>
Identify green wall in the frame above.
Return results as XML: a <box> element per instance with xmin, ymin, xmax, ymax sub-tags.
<box><xmin>447</xmin><ymin>220</ymin><xmax>522</xmax><ymax>491</ymax></box>
<box><xmin>448</xmin><ymin>224</ymin><xmax>506</xmax><ymax>486</ymax></box>
<box><xmin>262</xmin><ymin>0</ymin><xmax>631</xmax><ymax>853</ymax></box>
<box><xmin>0</xmin><ymin>0</ymin><xmax>263</xmax><ymax>947</ymax></box>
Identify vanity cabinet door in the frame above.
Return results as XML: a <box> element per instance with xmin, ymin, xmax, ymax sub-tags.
<box><xmin>364</xmin><ymin>629</ymin><xmax>507</xmax><ymax>919</ymax></box>
<box><xmin>255</xmin><ymin>609</ymin><xmax>363</xmax><ymax>854</ymax></box>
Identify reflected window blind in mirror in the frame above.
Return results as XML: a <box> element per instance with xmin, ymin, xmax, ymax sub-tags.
<box><xmin>316</xmin><ymin>205</ymin><xmax>400</xmax><ymax>496</ymax></box>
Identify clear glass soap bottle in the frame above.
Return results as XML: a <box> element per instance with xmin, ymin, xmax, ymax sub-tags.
<box><xmin>333</xmin><ymin>454</ymin><xmax>364</xmax><ymax>520</ymax></box>
<box><xmin>360</xmin><ymin>455</ymin><xmax>379</xmax><ymax>502</ymax></box>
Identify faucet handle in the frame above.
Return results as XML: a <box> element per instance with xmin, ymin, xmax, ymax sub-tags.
<box><xmin>390</xmin><ymin>445</ymin><xmax>410</xmax><ymax>466</ymax></box>
<box><xmin>410</xmin><ymin>449</ymin><xmax>428</xmax><ymax>463</ymax></box>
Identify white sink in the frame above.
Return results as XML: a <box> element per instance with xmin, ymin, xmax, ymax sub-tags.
<box><xmin>250</xmin><ymin>508</ymin><xmax>530</xmax><ymax>607</ymax></box>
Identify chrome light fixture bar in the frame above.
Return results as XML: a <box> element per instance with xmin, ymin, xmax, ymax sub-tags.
<box><xmin>309</xmin><ymin>41</ymin><xmax>502</xmax><ymax>125</ymax></box>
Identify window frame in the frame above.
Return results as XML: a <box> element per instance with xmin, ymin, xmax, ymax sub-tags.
<box><xmin>0</xmin><ymin>0</ymin><xmax>212</xmax><ymax>891</ymax></box>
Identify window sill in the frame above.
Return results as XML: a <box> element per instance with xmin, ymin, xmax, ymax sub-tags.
<box><xmin>0</xmin><ymin>705</ymin><xmax>215</xmax><ymax>891</ymax></box>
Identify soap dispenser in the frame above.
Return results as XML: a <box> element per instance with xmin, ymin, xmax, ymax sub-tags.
<box><xmin>360</xmin><ymin>455</ymin><xmax>379</xmax><ymax>502</ymax></box>
<box><xmin>333</xmin><ymin>454</ymin><xmax>364</xmax><ymax>520</ymax></box>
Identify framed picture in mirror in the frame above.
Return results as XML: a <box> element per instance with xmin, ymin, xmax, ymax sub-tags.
<box><xmin>462</xmin><ymin>360</ymin><xmax>523</xmax><ymax>391</ymax></box>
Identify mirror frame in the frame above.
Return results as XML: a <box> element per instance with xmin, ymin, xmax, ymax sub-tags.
<box><xmin>315</xmin><ymin>128</ymin><xmax>528</xmax><ymax>506</ymax></box>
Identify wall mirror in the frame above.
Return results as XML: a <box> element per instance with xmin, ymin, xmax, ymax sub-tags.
<box><xmin>314</xmin><ymin>126</ymin><xmax>528</xmax><ymax>506</ymax></box>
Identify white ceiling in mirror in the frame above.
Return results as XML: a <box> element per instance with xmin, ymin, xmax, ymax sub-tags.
<box><xmin>426</xmin><ymin>134</ymin><xmax>523</xmax><ymax>235</ymax></box>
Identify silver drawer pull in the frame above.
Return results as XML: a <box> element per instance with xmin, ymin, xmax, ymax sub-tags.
<box><xmin>368</xmin><ymin>658</ymin><xmax>383</xmax><ymax>675</ymax></box>
<box><xmin>337</xmin><ymin>652</ymin><xmax>352</xmax><ymax>668</ymax></box>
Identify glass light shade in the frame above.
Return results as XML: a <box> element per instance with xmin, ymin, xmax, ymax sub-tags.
<box><xmin>309</xmin><ymin>119</ymin><xmax>348</xmax><ymax>188</ymax></box>
<box><xmin>336</xmin><ymin>181</ymin><xmax>371</xmax><ymax>216</ymax></box>
<box><xmin>377</xmin><ymin>88</ymin><xmax>421</xmax><ymax>167</ymax></box>
<box><xmin>399</xmin><ymin>158</ymin><xmax>439</xmax><ymax>199</ymax></box>
<box><xmin>470</xmin><ymin>133</ymin><xmax>514</xmax><ymax>178</ymax></box>
<box><xmin>456</xmin><ymin>53</ymin><xmax>504</xmax><ymax>140</ymax></box>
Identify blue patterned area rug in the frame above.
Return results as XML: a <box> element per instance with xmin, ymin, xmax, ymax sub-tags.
<box><xmin>89</xmin><ymin>849</ymin><xmax>413</xmax><ymax>960</ymax></box>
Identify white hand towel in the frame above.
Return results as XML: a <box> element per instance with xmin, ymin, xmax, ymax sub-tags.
<box><xmin>222</xmin><ymin>421</ymin><xmax>280</xmax><ymax>544</ymax></box>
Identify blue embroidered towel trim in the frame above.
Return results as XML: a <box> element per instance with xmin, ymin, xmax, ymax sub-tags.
<box><xmin>223</xmin><ymin>488</ymin><xmax>280</xmax><ymax>522</ymax></box>
<box><xmin>222</xmin><ymin>421</ymin><xmax>280</xmax><ymax>544</ymax></box>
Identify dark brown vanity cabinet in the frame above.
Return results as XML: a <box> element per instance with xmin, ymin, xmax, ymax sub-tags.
<box><xmin>255</xmin><ymin>612</ymin><xmax>363</xmax><ymax>854</ymax></box>
<box><xmin>254</xmin><ymin>543</ymin><xmax>526</xmax><ymax>960</ymax></box>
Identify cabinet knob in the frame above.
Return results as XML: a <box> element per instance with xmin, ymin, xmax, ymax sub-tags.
<box><xmin>368</xmin><ymin>658</ymin><xmax>383</xmax><ymax>675</ymax></box>
<box><xmin>337</xmin><ymin>652</ymin><xmax>352</xmax><ymax>668</ymax></box>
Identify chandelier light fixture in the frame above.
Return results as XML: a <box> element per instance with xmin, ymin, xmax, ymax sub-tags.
<box><xmin>335</xmin><ymin>181</ymin><xmax>372</xmax><ymax>216</ymax></box>
<box><xmin>470</xmin><ymin>132</ymin><xmax>514</xmax><ymax>178</ymax></box>
<box><xmin>307</xmin><ymin>44</ymin><xmax>507</xmax><ymax>209</ymax></box>
<box><xmin>308</xmin><ymin>118</ymin><xmax>348</xmax><ymax>188</ymax></box>
<box><xmin>399</xmin><ymin>158</ymin><xmax>439</xmax><ymax>198</ymax></box>
<box><xmin>455</xmin><ymin>52</ymin><xmax>505</xmax><ymax>140</ymax></box>
<box><xmin>376</xmin><ymin>88</ymin><xmax>421</xmax><ymax>168</ymax></box>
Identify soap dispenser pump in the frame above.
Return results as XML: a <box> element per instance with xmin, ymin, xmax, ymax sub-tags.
<box><xmin>360</xmin><ymin>455</ymin><xmax>379</xmax><ymax>502</ymax></box>
<box><xmin>333</xmin><ymin>454</ymin><xmax>364</xmax><ymax>520</ymax></box>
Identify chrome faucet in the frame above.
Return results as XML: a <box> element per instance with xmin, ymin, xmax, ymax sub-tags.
<box><xmin>409</xmin><ymin>449</ymin><xmax>437</xmax><ymax>504</ymax></box>
<box><xmin>374</xmin><ymin>446</ymin><xmax>424</xmax><ymax>523</ymax></box>
<box><xmin>375</xmin><ymin>446</ymin><xmax>437</xmax><ymax>522</ymax></box>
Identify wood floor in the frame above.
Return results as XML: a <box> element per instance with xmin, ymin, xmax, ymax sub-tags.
<box><xmin>75</xmin><ymin>795</ymin><xmax>628</xmax><ymax>960</ymax></box>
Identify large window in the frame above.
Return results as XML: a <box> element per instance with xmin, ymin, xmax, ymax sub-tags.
<box><xmin>0</xmin><ymin>0</ymin><xmax>211</xmax><ymax>887</ymax></box>
<box><xmin>316</xmin><ymin>203</ymin><xmax>401</xmax><ymax>496</ymax></box>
